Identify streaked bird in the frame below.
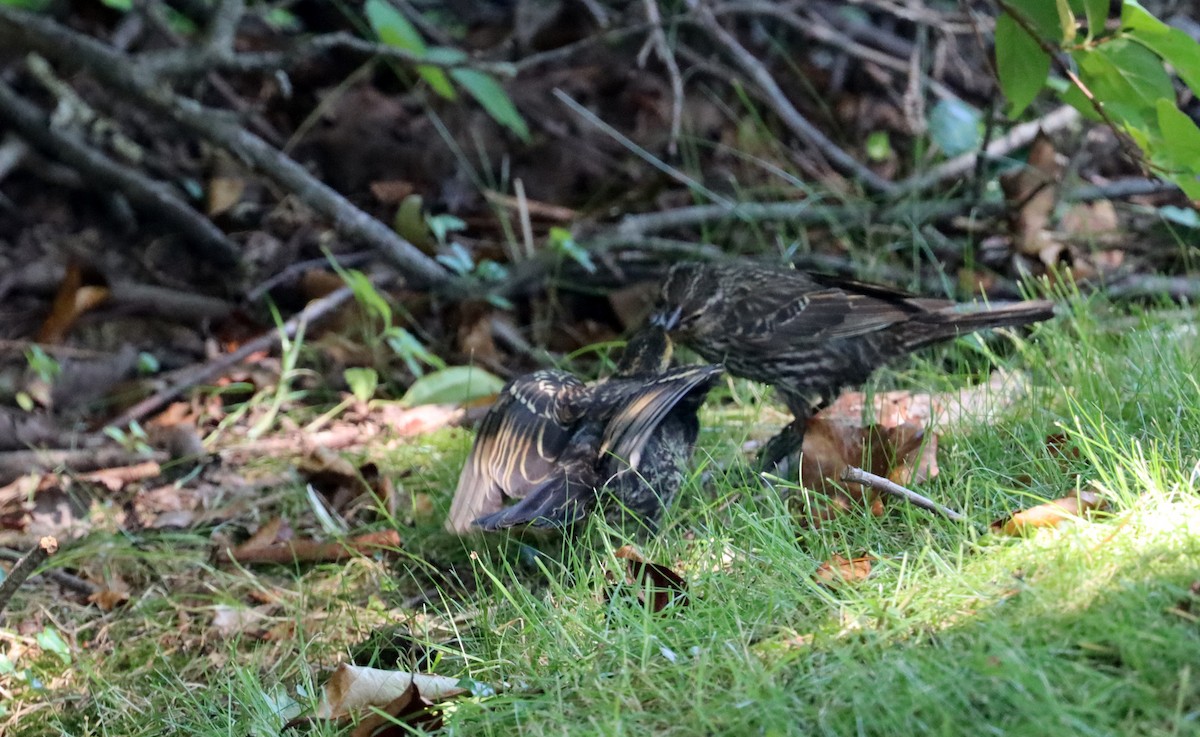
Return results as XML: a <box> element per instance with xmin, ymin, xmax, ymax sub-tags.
<box><xmin>650</xmin><ymin>261</ymin><xmax>1056</xmax><ymax>468</ymax></box>
<box><xmin>445</xmin><ymin>326</ymin><xmax>721</xmax><ymax>533</ymax></box>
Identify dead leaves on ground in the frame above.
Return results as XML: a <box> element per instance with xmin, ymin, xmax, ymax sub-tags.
<box><xmin>813</xmin><ymin>554</ymin><xmax>873</xmax><ymax>587</ymax></box>
<box><xmin>215</xmin><ymin>516</ymin><xmax>400</xmax><ymax>566</ymax></box>
<box><xmin>991</xmin><ymin>489</ymin><xmax>1107</xmax><ymax>536</ymax></box>
<box><xmin>286</xmin><ymin>663</ymin><xmax>472</xmax><ymax>736</ymax></box>
<box><xmin>797</xmin><ymin>371</ymin><xmax>1029</xmax><ymax>519</ymax></box>
<box><xmin>604</xmin><ymin>545</ymin><xmax>689</xmax><ymax>614</ymax></box>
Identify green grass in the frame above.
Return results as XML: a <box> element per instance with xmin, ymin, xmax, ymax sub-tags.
<box><xmin>5</xmin><ymin>295</ymin><xmax>1199</xmax><ymax>736</ymax></box>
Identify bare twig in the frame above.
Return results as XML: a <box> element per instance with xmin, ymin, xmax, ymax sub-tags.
<box><xmin>0</xmin><ymin>77</ymin><xmax>241</xmax><ymax>268</ymax></box>
<box><xmin>687</xmin><ymin>1</ymin><xmax>898</xmax><ymax>196</ymax></box>
<box><xmin>639</xmin><ymin>0</ymin><xmax>684</xmax><ymax>155</ymax></box>
<box><xmin>840</xmin><ymin>466</ymin><xmax>967</xmax><ymax>522</ymax></box>
<box><xmin>612</xmin><ymin>196</ymin><xmax>1001</xmax><ymax>238</ymax></box>
<box><xmin>0</xmin><ymin>537</ymin><xmax>57</xmax><ymax>616</ymax></box>
<box><xmin>108</xmin><ymin>284</ymin><xmax>360</xmax><ymax>428</ymax></box>
<box><xmin>1102</xmin><ymin>274</ymin><xmax>1200</xmax><ymax>301</ymax></box>
<box><xmin>554</xmin><ymin>88</ymin><xmax>732</xmax><ymax>206</ymax></box>
<box><xmin>142</xmin><ymin>31</ymin><xmax>517</xmax><ymax>78</ymax></box>
<box><xmin>0</xmin><ymin>447</ymin><xmax>166</xmax><ymax>487</ymax></box>
<box><xmin>896</xmin><ymin>105</ymin><xmax>1081</xmax><ymax>194</ymax></box>
<box><xmin>0</xmin><ymin>547</ymin><xmax>98</xmax><ymax>597</ymax></box>
<box><xmin>0</xmin><ymin>6</ymin><xmax>457</xmax><ymax>293</ymax></box>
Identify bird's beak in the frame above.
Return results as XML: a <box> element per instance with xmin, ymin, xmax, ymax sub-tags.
<box><xmin>650</xmin><ymin>306</ymin><xmax>682</xmax><ymax>331</ymax></box>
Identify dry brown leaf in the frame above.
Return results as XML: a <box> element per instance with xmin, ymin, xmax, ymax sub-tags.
<box><xmin>36</xmin><ymin>262</ymin><xmax>111</xmax><ymax>344</ymax></box>
<box><xmin>1001</xmin><ymin>131</ymin><xmax>1062</xmax><ymax>260</ymax></box>
<box><xmin>87</xmin><ymin>572</ymin><xmax>131</xmax><ymax>612</ymax></box>
<box><xmin>206</xmin><ymin>176</ymin><xmax>246</xmax><ymax>216</ymax></box>
<box><xmin>607</xmin><ymin>545</ymin><xmax>689</xmax><ymax>613</ymax></box>
<box><xmin>315</xmin><ymin>663</ymin><xmax>468</xmax><ymax>720</ymax></box>
<box><xmin>370</xmin><ymin>179</ymin><xmax>416</xmax><ymax>205</ymax></box>
<box><xmin>1060</xmin><ymin>200</ymin><xmax>1119</xmax><ymax>236</ymax></box>
<box><xmin>814</xmin><ymin>554</ymin><xmax>872</xmax><ymax>586</ymax></box>
<box><xmin>210</xmin><ymin>603</ymin><xmax>274</xmax><ymax>637</ymax></box>
<box><xmin>217</xmin><ymin>523</ymin><xmax>400</xmax><ymax>566</ymax></box>
<box><xmin>991</xmin><ymin>489</ymin><xmax>1107</xmax><ymax>536</ymax></box>
<box><xmin>376</xmin><ymin>403</ymin><xmax>465</xmax><ymax>436</ymax></box>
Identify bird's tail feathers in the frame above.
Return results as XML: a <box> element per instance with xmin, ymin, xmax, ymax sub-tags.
<box><xmin>473</xmin><ymin>474</ymin><xmax>596</xmax><ymax>531</ymax></box>
<box><xmin>906</xmin><ymin>299</ymin><xmax>1057</xmax><ymax>350</ymax></box>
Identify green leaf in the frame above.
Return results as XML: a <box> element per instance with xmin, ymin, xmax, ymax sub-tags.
<box><xmin>401</xmin><ymin>365</ymin><xmax>505</xmax><ymax>406</ymax></box>
<box><xmin>450</xmin><ymin>69</ymin><xmax>530</xmax><ymax>141</ymax></box>
<box><xmin>364</xmin><ymin>0</ymin><xmax>455</xmax><ymax>100</ymax></box>
<box><xmin>1054</xmin><ymin>0</ymin><xmax>1076</xmax><ymax>44</ymax></box>
<box><xmin>996</xmin><ymin>12</ymin><xmax>1052</xmax><ymax>118</ymax></box>
<box><xmin>344</xmin><ymin>367</ymin><xmax>379</xmax><ymax>403</ymax></box>
<box><xmin>1123</xmin><ymin>0</ymin><xmax>1200</xmax><ymax>97</ymax></box>
<box><xmin>1152</xmin><ymin>99</ymin><xmax>1200</xmax><ymax>196</ymax></box>
<box><xmin>35</xmin><ymin>627</ymin><xmax>71</xmax><ymax>665</ymax></box>
<box><xmin>1081</xmin><ymin>0</ymin><xmax>1109</xmax><ymax>39</ymax></box>
<box><xmin>865</xmin><ymin>131</ymin><xmax>892</xmax><ymax>161</ymax></box>
<box><xmin>1006</xmin><ymin>0</ymin><xmax>1066</xmax><ymax>40</ymax></box>
<box><xmin>928</xmin><ymin>99</ymin><xmax>982</xmax><ymax>156</ymax></box>
<box><xmin>1073</xmin><ymin>40</ymin><xmax>1173</xmax><ymax>129</ymax></box>
<box><xmin>1158</xmin><ymin>205</ymin><xmax>1200</xmax><ymax>228</ymax></box>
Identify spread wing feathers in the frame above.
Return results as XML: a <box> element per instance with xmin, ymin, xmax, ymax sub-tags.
<box><xmin>444</xmin><ymin>370</ymin><xmax>587</xmax><ymax>534</ymax></box>
<box><xmin>473</xmin><ymin>423</ymin><xmax>603</xmax><ymax>530</ymax></box>
<box><xmin>472</xmin><ymin>469</ymin><xmax>598</xmax><ymax>530</ymax></box>
<box><xmin>597</xmin><ymin>364</ymin><xmax>722</xmax><ymax>471</ymax></box>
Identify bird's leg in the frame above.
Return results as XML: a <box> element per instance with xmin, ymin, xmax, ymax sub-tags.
<box><xmin>757</xmin><ymin>416</ymin><xmax>807</xmax><ymax>473</ymax></box>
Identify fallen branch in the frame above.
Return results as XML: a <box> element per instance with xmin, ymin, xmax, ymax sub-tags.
<box><xmin>687</xmin><ymin>1</ymin><xmax>897</xmax><ymax>196</ymax></box>
<box><xmin>216</xmin><ymin>529</ymin><xmax>401</xmax><ymax>565</ymax></box>
<box><xmin>0</xmin><ymin>447</ymin><xmax>166</xmax><ymax>487</ymax></box>
<box><xmin>0</xmin><ymin>536</ymin><xmax>57</xmax><ymax>617</ymax></box>
<box><xmin>895</xmin><ymin>105</ymin><xmax>1081</xmax><ymax>195</ymax></box>
<box><xmin>108</xmin><ymin>283</ymin><xmax>360</xmax><ymax>428</ymax></box>
<box><xmin>0</xmin><ymin>77</ymin><xmax>241</xmax><ymax>268</ymax></box>
<box><xmin>840</xmin><ymin>466</ymin><xmax>967</xmax><ymax>523</ymax></box>
<box><xmin>0</xmin><ymin>6</ymin><xmax>457</xmax><ymax>293</ymax></box>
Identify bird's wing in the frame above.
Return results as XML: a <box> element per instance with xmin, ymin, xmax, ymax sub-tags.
<box><xmin>753</xmin><ymin>274</ymin><xmax>953</xmax><ymax>342</ymax></box>
<box><xmin>597</xmin><ymin>365</ymin><xmax>723</xmax><ymax>471</ymax></box>
<box><xmin>445</xmin><ymin>370</ymin><xmax>585</xmax><ymax>534</ymax></box>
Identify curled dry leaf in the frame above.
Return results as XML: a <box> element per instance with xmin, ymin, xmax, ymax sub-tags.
<box><xmin>216</xmin><ymin>517</ymin><xmax>401</xmax><ymax>565</ymax></box>
<box><xmin>814</xmin><ymin>554</ymin><xmax>872</xmax><ymax>586</ymax></box>
<box><xmin>605</xmin><ymin>545</ymin><xmax>689</xmax><ymax>613</ymax></box>
<box><xmin>315</xmin><ymin>663</ymin><xmax>468</xmax><ymax>720</ymax></box>
<box><xmin>1000</xmin><ymin>131</ymin><xmax>1062</xmax><ymax>262</ymax></box>
<box><xmin>991</xmin><ymin>489</ymin><xmax>1107</xmax><ymax>536</ymax></box>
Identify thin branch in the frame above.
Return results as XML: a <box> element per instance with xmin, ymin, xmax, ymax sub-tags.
<box><xmin>0</xmin><ymin>537</ymin><xmax>57</xmax><ymax>617</ymax></box>
<box><xmin>0</xmin><ymin>547</ymin><xmax>98</xmax><ymax>597</ymax></box>
<box><xmin>142</xmin><ymin>31</ymin><xmax>517</xmax><ymax>78</ymax></box>
<box><xmin>687</xmin><ymin>1</ymin><xmax>898</xmax><ymax>196</ymax></box>
<box><xmin>840</xmin><ymin>466</ymin><xmax>968</xmax><ymax>523</ymax></box>
<box><xmin>108</xmin><ymin>283</ymin><xmax>359</xmax><ymax>428</ymax></box>
<box><xmin>991</xmin><ymin>0</ymin><xmax>1145</xmax><ymax>170</ymax></box>
<box><xmin>895</xmin><ymin>105</ymin><xmax>1081</xmax><ymax>195</ymax></box>
<box><xmin>0</xmin><ymin>6</ymin><xmax>458</xmax><ymax>293</ymax></box>
<box><xmin>553</xmin><ymin>88</ymin><xmax>733</xmax><ymax>207</ymax></box>
<box><xmin>640</xmin><ymin>0</ymin><xmax>684</xmax><ymax>155</ymax></box>
<box><xmin>0</xmin><ymin>77</ymin><xmax>241</xmax><ymax>268</ymax></box>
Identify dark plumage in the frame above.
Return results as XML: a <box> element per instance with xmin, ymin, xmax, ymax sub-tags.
<box><xmin>445</xmin><ymin>327</ymin><xmax>722</xmax><ymax>534</ymax></box>
<box><xmin>650</xmin><ymin>262</ymin><xmax>1056</xmax><ymax>467</ymax></box>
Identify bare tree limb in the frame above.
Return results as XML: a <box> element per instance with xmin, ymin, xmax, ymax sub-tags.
<box><xmin>108</xmin><ymin>283</ymin><xmax>360</xmax><ymax>428</ymax></box>
<box><xmin>687</xmin><ymin>1</ymin><xmax>898</xmax><ymax>196</ymax></box>
<box><xmin>0</xmin><ymin>77</ymin><xmax>241</xmax><ymax>268</ymax></box>
<box><xmin>0</xmin><ymin>6</ymin><xmax>459</xmax><ymax>294</ymax></box>
<box><xmin>0</xmin><ymin>537</ymin><xmax>57</xmax><ymax>617</ymax></box>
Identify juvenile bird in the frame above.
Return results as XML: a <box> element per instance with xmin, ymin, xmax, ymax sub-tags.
<box><xmin>445</xmin><ymin>326</ymin><xmax>722</xmax><ymax>533</ymax></box>
<box><xmin>649</xmin><ymin>261</ymin><xmax>1056</xmax><ymax>468</ymax></box>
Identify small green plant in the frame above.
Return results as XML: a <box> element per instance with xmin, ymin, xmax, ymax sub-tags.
<box><xmin>363</xmin><ymin>0</ymin><xmax>529</xmax><ymax>141</ymax></box>
<box><xmin>103</xmin><ymin>420</ymin><xmax>153</xmax><ymax>455</ymax></box>
<box><xmin>994</xmin><ymin>0</ymin><xmax>1200</xmax><ymax>197</ymax></box>
<box><xmin>24</xmin><ymin>345</ymin><xmax>60</xmax><ymax>384</ymax></box>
